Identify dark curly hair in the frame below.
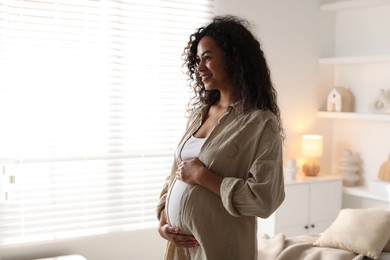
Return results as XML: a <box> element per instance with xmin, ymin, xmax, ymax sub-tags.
<box><xmin>183</xmin><ymin>15</ymin><xmax>284</xmax><ymax>136</ymax></box>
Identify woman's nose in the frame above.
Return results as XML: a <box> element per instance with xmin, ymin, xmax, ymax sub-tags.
<box><xmin>197</xmin><ymin>59</ymin><xmax>206</xmax><ymax>71</ymax></box>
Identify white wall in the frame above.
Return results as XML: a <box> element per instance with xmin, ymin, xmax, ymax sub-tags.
<box><xmin>4</xmin><ymin>1</ymin><xmax>375</xmax><ymax>259</ymax></box>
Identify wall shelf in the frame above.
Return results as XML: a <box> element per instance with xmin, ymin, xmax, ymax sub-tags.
<box><xmin>319</xmin><ymin>55</ymin><xmax>390</xmax><ymax>64</ymax></box>
<box><xmin>319</xmin><ymin>0</ymin><xmax>390</xmax><ymax>210</ymax></box>
<box><xmin>343</xmin><ymin>186</ymin><xmax>388</xmax><ymax>202</ymax></box>
<box><xmin>317</xmin><ymin>111</ymin><xmax>390</xmax><ymax>121</ymax></box>
<box><xmin>320</xmin><ymin>0</ymin><xmax>390</xmax><ymax>12</ymax></box>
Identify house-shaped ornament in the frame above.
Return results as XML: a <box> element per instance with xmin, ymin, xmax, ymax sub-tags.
<box><xmin>326</xmin><ymin>87</ymin><xmax>354</xmax><ymax>112</ymax></box>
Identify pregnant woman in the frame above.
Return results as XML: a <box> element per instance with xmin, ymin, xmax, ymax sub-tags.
<box><xmin>156</xmin><ymin>15</ymin><xmax>285</xmax><ymax>260</ymax></box>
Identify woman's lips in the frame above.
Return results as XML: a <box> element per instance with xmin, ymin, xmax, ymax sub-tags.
<box><xmin>200</xmin><ymin>75</ymin><xmax>211</xmax><ymax>82</ymax></box>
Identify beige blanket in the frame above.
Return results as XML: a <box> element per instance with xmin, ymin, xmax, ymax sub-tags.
<box><xmin>258</xmin><ymin>233</ymin><xmax>364</xmax><ymax>260</ymax></box>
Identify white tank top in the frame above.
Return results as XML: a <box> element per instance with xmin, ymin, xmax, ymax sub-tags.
<box><xmin>166</xmin><ymin>135</ymin><xmax>206</xmax><ymax>227</ymax></box>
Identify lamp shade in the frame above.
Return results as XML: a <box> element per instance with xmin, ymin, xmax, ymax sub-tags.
<box><xmin>301</xmin><ymin>135</ymin><xmax>323</xmax><ymax>158</ymax></box>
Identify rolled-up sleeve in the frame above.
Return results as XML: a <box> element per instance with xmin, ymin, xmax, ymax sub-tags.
<box><xmin>220</xmin><ymin>121</ymin><xmax>285</xmax><ymax>218</ymax></box>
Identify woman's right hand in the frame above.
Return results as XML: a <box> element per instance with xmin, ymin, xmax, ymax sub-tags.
<box><xmin>159</xmin><ymin>224</ymin><xmax>199</xmax><ymax>248</ymax></box>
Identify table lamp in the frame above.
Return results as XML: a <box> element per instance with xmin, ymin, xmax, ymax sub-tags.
<box><xmin>301</xmin><ymin>134</ymin><xmax>323</xmax><ymax>176</ymax></box>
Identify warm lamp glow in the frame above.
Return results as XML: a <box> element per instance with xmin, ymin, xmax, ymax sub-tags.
<box><xmin>301</xmin><ymin>135</ymin><xmax>323</xmax><ymax>176</ymax></box>
<box><xmin>301</xmin><ymin>135</ymin><xmax>323</xmax><ymax>157</ymax></box>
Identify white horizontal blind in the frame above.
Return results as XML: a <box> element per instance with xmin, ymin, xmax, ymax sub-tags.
<box><xmin>0</xmin><ymin>0</ymin><xmax>213</xmax><ymax>245</ymax></box>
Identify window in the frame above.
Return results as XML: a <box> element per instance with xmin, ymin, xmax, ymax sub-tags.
<box><xmin>0</xmin><ymin>0</ymin><xmax>213</xmax><ymax>245</ymax></box>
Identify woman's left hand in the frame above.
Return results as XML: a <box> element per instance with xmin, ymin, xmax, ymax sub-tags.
<box><xmin>175</xmin><ymin>158</ymin><xmax>205</xmax><ymax>185</ymax></box>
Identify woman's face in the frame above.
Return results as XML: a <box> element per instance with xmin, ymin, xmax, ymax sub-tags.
<box><xmin>196</xmin><ymin>36</ymin><xmax>232</xmax><ymax>91</ymax></box>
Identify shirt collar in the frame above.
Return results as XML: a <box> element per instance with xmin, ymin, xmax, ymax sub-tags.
<box><xmin>199</xmin><ymin>100</ymin><xmax>245</xmax><ymax>118</ymax></box>
<box><xmin>230</xmin><ymin>100</ymin><xmax>244</xmax><ymax>115</ymax></box>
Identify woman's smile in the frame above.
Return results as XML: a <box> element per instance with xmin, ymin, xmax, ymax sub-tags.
<box><xmin>199</xmin><ymin>74</ymin><xmax>211</xmax><ymax>82</ymax></box>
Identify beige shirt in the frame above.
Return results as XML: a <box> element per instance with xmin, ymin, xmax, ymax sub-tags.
<box><xmin>157</xmin><ymin>102</ymin><xmax>285</xmax><ymax>260</ymax></box>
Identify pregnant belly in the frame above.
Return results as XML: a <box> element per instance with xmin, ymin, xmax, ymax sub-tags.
<box><xmin>166</xmin><ymin>179</ymin><xmax>193</xmax><ymax>227</ymax></box>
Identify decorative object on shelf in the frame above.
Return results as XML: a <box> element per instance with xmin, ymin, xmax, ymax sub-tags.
<box><xmin>368</xmin><ymin>89</ymin><xmax>390</xmax><ymax>114</ymax></box>
<box><xmin>327</xmin><ymin>86</ymin><xmax>354</xmax><ymax>112</ymax></box>
<box><xmin>338</xmin><ymin>149</ymin><xmax>360</xmax><ymax>186</ymax></box>
<box><xmin>301</xmin><ymin>135</ymin><xmax>323</xmax><ymax>176</ymax></box>
<box><xmin>378</xmin><ymin>154</ymin><xmax>390</xmax><ymax>181</ymax></box>
<box><xmin>284</xmin><ymin>158</ymin><xmax>298</xmax><ymax>181</ymax></box>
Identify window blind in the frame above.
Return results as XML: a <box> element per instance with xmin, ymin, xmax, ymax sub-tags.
<box><xmin>0</xmin><ymin>0</ymin><xmax>213</xmax><ymax>245</ymax></box>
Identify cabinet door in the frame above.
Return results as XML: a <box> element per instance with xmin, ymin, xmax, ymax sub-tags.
<box><xmin>275</xmin><ymin>184</ymin><xmax>310</xmax><ymax>236</ymax></box>
<box><xmin>309</xmin><ymin>180</ymin><xmax>342</xmax><ymax>233</ymax></box>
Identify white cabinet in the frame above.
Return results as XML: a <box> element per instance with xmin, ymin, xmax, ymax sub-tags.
<box><xmin>258</xmin><ymin>177</ymin><xmax>342</xmax><ymax>237</ymax></box>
